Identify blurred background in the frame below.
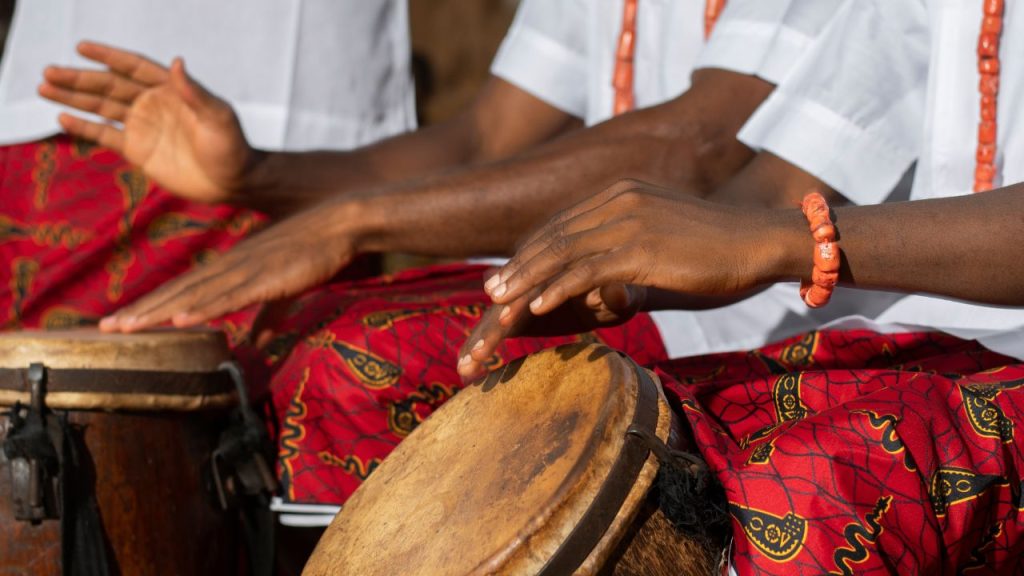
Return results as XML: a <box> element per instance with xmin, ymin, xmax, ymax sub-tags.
<box><xmin>0</xmin><ymin>1</ymin><xmax>518</xmax><ymax>130</ymax></box>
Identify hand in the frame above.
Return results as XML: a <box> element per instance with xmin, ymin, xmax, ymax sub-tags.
<box><xmin>98</xmin><ymin>203</ymin><xmax>361</xmax><ymax>333</ymax></box>
<box><xmin>38</xmin><ymin>41</ymin><xmax>258</xmax><ymax>204</ymax></box>
<box><xmin>457</xmin><ymin>282</ymin><xmax>645</xmax><ymax>381</ymax></box>
<box><xmin>458</xmin><ymin>179</ymin><xmax>803</xmax><ymax>376</ymax></box>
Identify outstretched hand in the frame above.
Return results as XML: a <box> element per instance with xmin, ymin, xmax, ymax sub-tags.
<box><xmin>38</xmin><ymin>41</ymin><xmax>258</xmax><ymax>204</ymax></box>
<box><xmin>457</xmin><ymin>179</ymin><xmax>802</xmax><ymax>380</ymax></box>
<box><xmin>98</xmin><ymin>203</ymin><xmax>362</xmax><ymax>333</ymax></box>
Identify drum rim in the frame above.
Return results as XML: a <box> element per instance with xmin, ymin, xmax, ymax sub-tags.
<box><xmin>0</xmin><ymin>328</ymin><xmax>231</xmax><ymax>373</ymax></box>
<box><xmin>304</xmin><ymin>343</ymin><xmax>674</xmax><ymax>575</ymax></box>
<box><xmin>536</xmin><ymin>358</ymin><xmax>663</xmax><ymax>574</ymax></box>
<box><xmin>0</xmin><ymin>367</ymin><xmax>238</xmax><ymax>411</ymax></box>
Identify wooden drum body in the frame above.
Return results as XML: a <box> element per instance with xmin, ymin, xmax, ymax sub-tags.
<box><xmin>304</xmin><ymin>343</ymin><xmax>724</xmax><ymax>576</ymax></box>
<box><xmin>0</xmin><ymin>329</ymin><xmax>241</xmax><ymax>575</ymax></box>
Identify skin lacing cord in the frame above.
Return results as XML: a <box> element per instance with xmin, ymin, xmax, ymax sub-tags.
<box><xmin>625</xmin><ymin>426</ymin><xmax>731</xmax><ymax>546</ymax></box>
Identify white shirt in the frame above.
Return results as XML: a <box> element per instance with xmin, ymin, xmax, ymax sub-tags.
<box><xmin>0</xmin><ymin>0</ymin><xmax>416</xmax><ymax>151</ymax></box>
<box><xmin>490</xmin><ymin>0</ymin><xmax>853</xmax><ymax>359</ymax></box>
<box><xmin>740</xmin><ymin>0</ymin><xmax>1024</xmax><ymax>360</ymax></box>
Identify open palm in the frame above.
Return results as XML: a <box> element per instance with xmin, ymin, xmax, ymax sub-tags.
<box><xmin>39</xmin><ymin>42</ymin><xmax>254</xmax><ymax>204</ymax></box>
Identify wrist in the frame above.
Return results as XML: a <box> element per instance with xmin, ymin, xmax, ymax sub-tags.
<box><xmin>235</xmin><ymin>148</ymin><xmax>277</xmax><ymax>202</ymax></box>
<box><xmin>325</xmin><ymin>195</ymin><xmax>389</xmax><ymax>255</ymax></box>
<box><xmin>751</xmin><ymin>208</ymin><xmax>815</xmax><ymax>285</ymax></box>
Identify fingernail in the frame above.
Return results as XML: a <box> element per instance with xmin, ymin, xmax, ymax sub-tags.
<box><xmin>492</xmin><ymin>283</ymin><xmax>507</xmax><ymax>299</ymax></box>
<box><xmin>499</xmin><ymin>306</ymin><xmax>511</xmax><ymax>322</ymax></box>
<box><xmin>530</xmin><ymin>296</ymin><xmax>544</xmax><ymax>312</ymax></box>
<box><xmin>98</xmin><ymin>316</ymin><xmax>116</xmax><ymax>330</ymax></box>
<box><xmin>484</xmin><ymin>275</ymin><xmax>500</xmax><ymax>293</ymax></box>
<box><xmin>472</xmin><ymin>340</ymin><xmax>484</xmax><ymax>351</ymax></box>
<box><xmin>458</xmin><ymin>355</ymin><xmax>470</xmax><ymax>367</ymax></box>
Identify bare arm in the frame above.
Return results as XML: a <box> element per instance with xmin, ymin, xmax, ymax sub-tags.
<box><xmin>40</xmin><ymin>43</ymin><xmax>578</xmax><ymax>216</ymax></box>
<box><xmin>95</xmin><ymin>69</ymin><xmax>775</xmax><ymax>332</ymax></box>
<box><xmin>461</xmin><ymin>181</ymin><xmax>1024</xmax><ymax>378</ymax></box>
<box><xmin>241</xmin><ymin>77</ymin><xmax>581</xmax><ymax>216</ymax></box>
<box><xmin>345</xmin><ymin>69</ymin><xmax>775</xmax><ymax>258</ymax></box>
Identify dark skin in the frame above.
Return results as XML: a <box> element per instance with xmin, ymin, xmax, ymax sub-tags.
<box><xmin>39</xmin><ymin>42</ymin><xmax>777</xmax><ymax>333</ymax></box>
<box><xmin>38</xmin><ymin>42</ymin><xmax>578</xmax><ymax>214</ymax></box>
<box><xmin>458</xmin><ymin>177</ymin><xmax>1024</xmax><ymax>380</ymax></box>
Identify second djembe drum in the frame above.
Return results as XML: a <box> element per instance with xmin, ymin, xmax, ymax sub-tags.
<box><xmin>0</xmin><ymin>329</ymin><xmax>265</xmax><ymax>575</ymax></box>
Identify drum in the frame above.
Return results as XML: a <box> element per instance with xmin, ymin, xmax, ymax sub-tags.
<box><xmin>0</xmin><ymin>328</ymin><xmax>249</xmax><ymax>575</ymax></box>
<box><xmin>303</xmin><ymin>343</ymin><xmax>728</xmax><ymax>576</ymax></box>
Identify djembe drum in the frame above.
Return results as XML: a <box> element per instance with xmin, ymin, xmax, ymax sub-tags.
<box><xmin>0</xmin><ymin>329</ymin><xmax>272</xmax><ymax>575</ymax></box>
<box><xmin>303</xmin><ymin>343</ymin><xmax>729</xmax><ymax>576</ymax></box>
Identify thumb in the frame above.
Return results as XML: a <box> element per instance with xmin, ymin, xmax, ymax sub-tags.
<box><xmin>170</xmin><ymin>58</ymin><xmax>229</xmax><ymax>120</ymax></box>
<box><xmin>595</xmin><ymin>284</ymin><xmax>645</xmax><ymax>313</ymax></box>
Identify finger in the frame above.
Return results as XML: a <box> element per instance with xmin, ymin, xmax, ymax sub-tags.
<box><xmin>101</xmin><ymin>254</ymin><xmax>245</xmax><ymax>330</ymax></box>
<box><xmin>494</xmin><ymin>225</ymin><xmax>622</xmax><ymax>305</ymax></box>
<box><xmin>124</xmin><ymin>263</ymin><xmax>261</xmax><ymax>331</ymax></box>
<box><xmin>504</xmin><ymin>181</ymin><xmax>642</xmax><ymax>271</ymax></box>
<box><xmin>458</xmin><ymin>304</ymin><xmax>517</xmax><ymax>382</ymax></box>
<box><xmin>42</xmin><ymin>66</ymin><xmax>145</xmax><ymax>102</ymax></box>
<box><xmin>171</xmin><ymin>278</ymin><xmax>264</xmax><ymax>328</ymax></box>
<box><xmin>529</xmin><ymin>254</ymin><xmax>633</xmax><ymax>316</ymax></box>
<box><xmin>489</xmin><ymin>201</ymin><xmax>622</xmax><ymax>300</ymax></box>
<box><xmin>76</xmin><ymin>41</ymin><xmax>169</xmax><ymax>85</ymax></box>
<box><xmin>101</xmin><ymin>281</ymin><xmax>203</xmax><ymax>332</ymax></box>
<box><xmin>57</xmin><ymin>113</ymin><xmax>125</xmax><ymax>151</ymax></box>
<box><xmin>170</xmin><ymin>58</ymin><xmax>230</xmax><ymax>121</ymax></box>
<box><xmin>40</xmin><ymin>84</ymin><xmax>129</xmax><ymax>121</ymax></box>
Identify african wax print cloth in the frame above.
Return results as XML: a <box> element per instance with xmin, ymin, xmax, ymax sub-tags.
<box><xmin>656</xmin><ymin>329</ymin><xmax>1024</xmax><ymax>575</ymax></box>
<box><xmin>0</xmin><ymin>136</ymin><xmax>668</xmax><ymax>504</ymax></box>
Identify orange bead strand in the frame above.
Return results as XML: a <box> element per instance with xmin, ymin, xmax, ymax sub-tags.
<box><xmin>613</xmin><ymin>0</ymin><xmax>727</xmax><ymax>115</ymax></box>
<box><xmin>799</xmin><ymin>192</ymin><xmax>841</xmax><ymax>308</ymax></box>
<box><xmin>975</xmin><ymin>0</ymin><xmax>1005</xmax><ymax>192</ymax></box>
<box><xmin>705</xmin><ymin>0</ymin><xmax>728</xmax><ymax>39</ymax></box>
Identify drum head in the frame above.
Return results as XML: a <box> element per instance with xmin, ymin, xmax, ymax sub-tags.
<box><xmin>0</xmin><ymin>328</ymin><xmax>229</xmax><ymax>371</ymax></box>
<box><xmin>304</xmin><ymin>343</ymin><xmax>672</xmax><ymax>575</ymax></box>
<box><xmin>0</xmin><ymin>328</ymin><xmax>235</xmax><ymax>411</ymax></box>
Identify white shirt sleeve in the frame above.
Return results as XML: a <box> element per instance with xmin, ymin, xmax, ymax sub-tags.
<box><xmin>696</xmin><ymin>0</ymin><xmax>844</xmax><ymax>85</ymax></box>
<box><xmin>489</xmin><ymin>0</ymin><xmax>588</xmax><ymax>118</ymax></box>
<box><xmin>738</xmin><ymin>0</ymin><xmax>930</xmax><ymax>204</ymax></box>
<box><xmin>0</xmin><ymin>0</ymin><xmax>415</xmax><ymax>151</ymax></box>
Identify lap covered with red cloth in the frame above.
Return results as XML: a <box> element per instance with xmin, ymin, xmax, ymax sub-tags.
<box><xmin>0</xmin><ymin>136</ymin><xmax>264</xmax><ymax>327</ymax></box>
<box><xmin>656</xmin><ymin>329</ymin><xmax>1024</xmax><ymax>575</ymax></box>
<box><xmin>0</xmin><ymin>136</ymin><xmax>669</xmax><ymax>506</ymax></box>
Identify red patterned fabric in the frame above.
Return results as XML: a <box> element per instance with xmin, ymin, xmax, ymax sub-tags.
<box><xmin>655</xmin><ymin>329</ymin><xmax>1024</xmax><ymax>575</ymax></box>
<box><xmin>0</xmin><ymin>137</ymin><xmax>668</xmax><ymax>505</ymax></box>
<box><xmin>0</xmin><ymin>136</ymin><xmax>265</xmax><ymax>328</ymax></box>
<box><xmin>247</xmin><ymin>264</ymin><xmax>667</xmax><ymax>503</ymax></box>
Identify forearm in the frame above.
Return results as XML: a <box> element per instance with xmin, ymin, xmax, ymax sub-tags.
<box><xmin>237</xmin><ymin>77</ymin><xmax>580</xmax><ymax>217</ymax></box>
<box><xmin>351</xmin><ymin>70</ymin><xmax>774</xmax><ymax>257</ymax></box>
<box><xmin>239</xmin><ymin>121</ymin><xmax>482</xmax><ymax>216</ymax></box>
<box><xmin>758</xmin><ymin>185</ymin><xmax>1024</xmax><ymax>306</ymax></box>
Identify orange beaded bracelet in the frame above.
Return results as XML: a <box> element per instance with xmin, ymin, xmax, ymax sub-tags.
<box><xmin>799</xmin><ymin>191</ymin><xmax>840</xmax><ymax>308</ymax></box>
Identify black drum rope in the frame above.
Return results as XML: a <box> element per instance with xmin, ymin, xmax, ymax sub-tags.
<box><xmin>626</xmin><ymin>426</ymin><xmax>731</xmax><ymax>549</ymax></box>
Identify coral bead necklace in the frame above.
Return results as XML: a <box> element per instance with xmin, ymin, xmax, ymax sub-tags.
<box><xmin>613</xmin><ymin>0</ymin><xmax>728</xmax><ymax>115</ymax></box>
<box><xmin>975</xmin><ymin>0</ymin><xmax>1006</xmax><ymax>192</ymax></box>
